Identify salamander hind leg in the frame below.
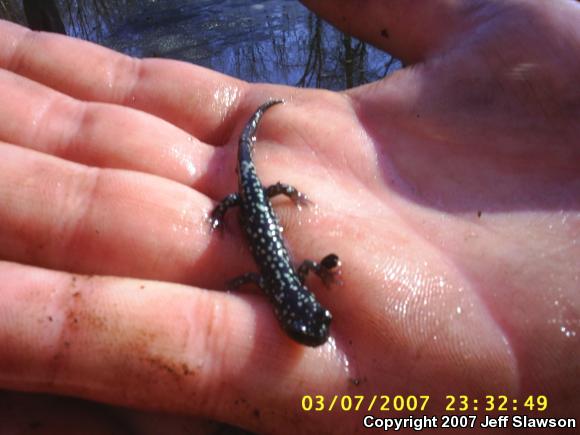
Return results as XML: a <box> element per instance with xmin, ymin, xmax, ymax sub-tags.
<box><xmin>265</xmin><ymin>182</ymin><xmax>311</xmax><ymax>209</ymax></box>
<box><xmin>297</xmin><ymin>254</ymin><xmax>342</xmax><ymax>287</ymax></box>
<box><xmin>226</xmin><ymin>272</ymin><xmax>264</xmax><ymax>291</ymax></box>
<box><xmin>209</xmin><ymin>193</ymin><xmax>240</xmax><ymax>231</ymax></box>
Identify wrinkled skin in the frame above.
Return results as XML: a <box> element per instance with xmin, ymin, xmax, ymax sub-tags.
<box><xmin>0</xmin><ymin>0</ymin><xmax>578</xmax><ymax>433</ymax></box>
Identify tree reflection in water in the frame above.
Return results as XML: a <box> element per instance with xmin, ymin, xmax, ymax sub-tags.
<box><xmin>1</xmin><ymin>0</ymin><xmax>400</xmax><ymax>89</ymax></box>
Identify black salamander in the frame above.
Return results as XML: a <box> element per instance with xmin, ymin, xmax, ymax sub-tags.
<box><xmin>210</xmin><ymin>100</ymin><xmax>341</xmax><ymax>347</ymax></box>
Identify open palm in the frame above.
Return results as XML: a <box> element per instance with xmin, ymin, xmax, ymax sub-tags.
<box><xmin>0</xmin><ymin>0</ymin><xmax>578</xmax><ymax>433</ymax></box>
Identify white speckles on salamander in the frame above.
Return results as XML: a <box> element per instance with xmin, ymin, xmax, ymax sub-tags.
<box><xmin>210</xmin><ymin>100</ymin><xmax>341</xmax><ymax>347</ymax></box>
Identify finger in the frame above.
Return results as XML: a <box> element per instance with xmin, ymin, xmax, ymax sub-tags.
<box><xmin>0</xmin><ymin>142</ymin><xmax>250</xmax><ymax>287</ymax></box>
<box><xmin>0</xmin><ymin>19</ymin><xmax>248</xmax><ymax>143</ymax></box>
<box><xmin>0</xmin><ymin>261</ymin><xmax>349</xmax><ymax>433</ymax></box>
<box><xmin>0</xmin><ymin>68</ymin><xmax>216</xmax><ymax>188</ymax></box>
<box><xmin>300</xmin><ymin>0</ymin><xmax>480</xmax><ymax>63</ymax></box>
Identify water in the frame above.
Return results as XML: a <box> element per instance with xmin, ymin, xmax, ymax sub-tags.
<box><xmin>3</xmin><ymin>0</ymin><xmax>400</xmax><ymax>90</ymax></box>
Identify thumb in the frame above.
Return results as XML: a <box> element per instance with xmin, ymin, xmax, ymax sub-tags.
<box><xmin>300</xmin><ymin>0</ymin><xmax>470</xmax><ymax>63</ymax></box>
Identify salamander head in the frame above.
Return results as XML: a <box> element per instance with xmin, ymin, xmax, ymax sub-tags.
<box><xmin>281</xmin><ymin>302</ymin><xmax>333</xmax><ymax>347</ymax></box>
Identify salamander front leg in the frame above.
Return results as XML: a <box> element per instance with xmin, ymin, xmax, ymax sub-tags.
<box><xmin>209</xmin><ymin>193</ymin><xmax>240</xmax><ymax>231</ymax></box>
<box><xmin>265</xmin><ymin>182</ymin><xmax>311</xmax><ymax>209</ymax></box>
<box><xmin>226</xmin><ymin>272</ymin><xmax>264</xmax><ymax>291</ymax></box>
<box><xmin>297</xmin><ymin>254</ymin><xmax>342</xmax><ymax>287</ymax></box>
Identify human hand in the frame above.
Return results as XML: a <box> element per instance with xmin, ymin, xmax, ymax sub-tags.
<box><xmin>1</xmin><ymin>0</ymin><xmax>579</xmax><ymax>433</ymax></box>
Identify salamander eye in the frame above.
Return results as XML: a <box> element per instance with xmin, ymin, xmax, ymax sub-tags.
<box><xmin>321</xmin><ymin>254</ymin><xmax>341</xmax><ymax>270</ymax></box>
<box><xmin>314</xmin><ymin>308</ymin><xmax>332</xmax><ymax>324</ymax></box>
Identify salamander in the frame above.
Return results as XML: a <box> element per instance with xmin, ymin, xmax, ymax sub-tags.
<box><xmin>210</xmin><ymin>100</ymin><xmax>341</xmax><ymax>347</ymax></box>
